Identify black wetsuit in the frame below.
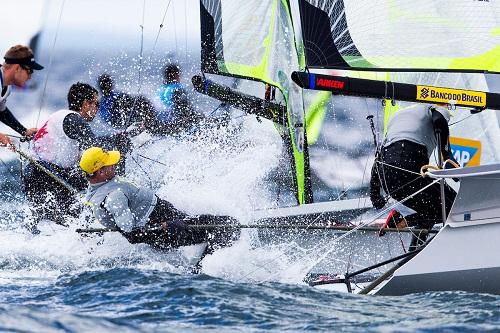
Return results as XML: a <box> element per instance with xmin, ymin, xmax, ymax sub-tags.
<box><xmin>122</xmin><ymin>198</ymin><xmax>239</xmax><ymax>253</ymax></box>
<box><xmin>0</xmin><ymin>67</ymin><xmax>29</xmax><ymax>136</ymax></box>
<box><xmin>0</xmin><ymin>106</ymin><xmax>28</xmax><ymax>136</ymax></box>
<box><xmin>370</xmin><ymin>106</ymin><xmax>457</xmax><ymax>230</ymax></box>
<box><xmin>377</xmin><ymin>140</ymin><xmax>456</xmax><ymax>229</ymax></box>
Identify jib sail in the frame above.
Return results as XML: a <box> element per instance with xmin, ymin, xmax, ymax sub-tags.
<box><xmin>200</xmin><ymin>0</ymin><xmax>313</xmax><ymax>204</ymax></box>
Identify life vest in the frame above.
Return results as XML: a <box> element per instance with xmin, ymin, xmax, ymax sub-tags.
<box><xmin>33</xmin><ymin>110</ymin><xmax>81</xmax><ymax>168</ymax></box>
<box><xmin>0</xmin><ymin>67</ymin><xmax>11</xmax><ymax>112</ymax></box>
<box><xmin>156</xmin><ymin>82</ymin><xmax>183</xmax><ymax>123</ymax></box>
<box><xmin>98</xmin><ymin>92</ymin><xmax>117</xmax><ymax>125</ymax></box>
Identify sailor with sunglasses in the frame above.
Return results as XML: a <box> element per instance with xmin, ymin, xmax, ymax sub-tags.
<box><xmin>0</xmin><ymin>45</ymin><xmax>43</xmax><ymax>146</ymax></box>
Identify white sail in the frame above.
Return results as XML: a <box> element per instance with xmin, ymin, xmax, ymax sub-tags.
<box><xmin>296</xmin><ymin>0</ymin><xmax>500</xmax><ymax>72</ymax></box>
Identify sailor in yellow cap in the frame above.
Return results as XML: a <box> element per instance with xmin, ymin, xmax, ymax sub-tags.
<box><xmin>81</xmin><ymin>147</ymin><xmax>239</xmax><ymax>253</ymax></box>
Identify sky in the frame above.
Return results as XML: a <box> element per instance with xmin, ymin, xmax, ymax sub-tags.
<box><xmin>1</xmin><ymin>0</ymin><xmax>200</xmax><ymax>56</ymax></box>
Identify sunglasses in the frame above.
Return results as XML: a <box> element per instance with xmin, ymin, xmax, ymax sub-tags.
<box><xmin>20</xmin><ymin>65</ymin><xmax>34</xmax><ymax>75</ymax></box>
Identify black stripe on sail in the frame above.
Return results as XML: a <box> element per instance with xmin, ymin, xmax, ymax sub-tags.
<box><xmin>298</xmin><ymin>0</ymin><xmax>365</xmax><ymax>69</ymax></box>
<box><xmin>200</xmin><ymin>0</ymin><xmax>220</xmax><ymax>74</ymax></box>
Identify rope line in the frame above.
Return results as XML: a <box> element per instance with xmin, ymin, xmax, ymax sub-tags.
<box><xmin>184</xmin><ymin>0</ymin><xmax>188</xmax><ymax>63</ymax></box>
<box><xmin>238</xmin><ymin>179</ymin><xmax>440</xmax><ymax>283</ymax></box>
<box><xmin>35</xmin><ymin>0</ymin><xmax>66</xmax><ymax>128</ymax></box>
<box><xmin>376</xmin><ymin>160</ymin><xmax>421</xmax><ymax>176</ymax></box>
<box><xmin>152</xmin><ymin>0</ymin><xmax>172</xmax><ymax>52</ymax></box>
<box><xmin>137</xmin><ymin>0</ymin><xmax>147</xmax><ymax>95</ymax></box>
<box><xmin>285</xmin><ymin>179</ymin><xmax>440</xmax><ymax>282</ymax></box>
<box><xmin>172</xmin><ymin>0</ymin><xmax>178</xmax><ymax>56</ymax></box>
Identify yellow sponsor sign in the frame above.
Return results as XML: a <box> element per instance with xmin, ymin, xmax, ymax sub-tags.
<box><xmin>450</xmin><ymin>137</ymin><xmax>482</xmax><ymax>167</ymax></box>
<box><xmin>416</xmin><ymin>85</ymin><xmax>486</xmax><ymax>108</ymax></box>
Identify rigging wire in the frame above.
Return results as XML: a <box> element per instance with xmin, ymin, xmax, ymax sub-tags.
<box><xmin>137</xmin><ymin>0</ymin><xmax>147</xmax><ymax>95</ymax></box>
<box><xmin>239</xmin><ymin>167</ymin><xmax>437</xmax><ymax>283</ymax></box>
<box><xmin>172</xmin><ymin>0</ymin><xmax>179</xmax><ymax>56</ymax></box>
<box><xmin>346</xmin><ymin>152</ymin><xmax>372</xmax><ymax>274</ymax></box>
<box><xmin>249</xmin><ymin>179</ymin><xmax>440</xmax><ymax>284</ymax></box>
<box><xmin>184</xmin><ymin>0</ymin><xmax>188</xmax><ymax>64</ymax></box>
<box><xmin>35</xmin><ymin>0</ymin><xmax>66</xmax><ymax>128</ymax></box>
<box><xmin>129</xmin><ymin>153</ymin><xmax>154</xmax><ymax>188</ymax></box>
<box><xmin>449</xmin><ymin>113</ymin><xmax>474</xmax><ymax>127</ymax></box>
<box><xmin>152</xmin><ymin>0</ymin><xmax>172</xmax><ymax>52</ymax></box>
<box><xmin>120</xmin><ymin>0</ymin><xmax>148</xmax><ymax>132</ymax></box>
<box><xmin>344</xmin><ymin>99</ymin><xmax>384</xmax><ymax>274</ymax></box>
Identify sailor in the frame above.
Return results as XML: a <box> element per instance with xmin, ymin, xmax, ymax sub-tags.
<box><xmin>23</xmin><ymin>82</ymin><xmax>129</xmax><ymax>226</ymax></box>
<box><xmin>91</xmin><ymin>73</ymin><xmax>134</xmax><ymax>136</ymax></box>
<box><xmin>80</xmin><ymin>146</ymin><xmax>239</xmax><ymax>252</ymax></box>
<box><xmin>0</xmin><ymin>45</ymin><xmax>43</xmax><ymax>146</ymax></box>
<box><xmin>155</xmin><ymin>64</ymin><xmax>204</xmax><ymax>135</ymax></box>
<box><xmin>370</xmin><ymin>104</ymin><xmax>457</xmax><ymax>232</ymax></box>
<box><xmin>92</xmin><ymin>74</ymin><xmax>161</xmax><ymax>149</ymax></box>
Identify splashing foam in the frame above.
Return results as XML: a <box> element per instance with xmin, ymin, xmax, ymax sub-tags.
<box><xmin>0</xmin><ymin>114</ymin><xmax>310</xmax><ymax>284</ymax></box>
<box><xmin>128</xmin><ymin>116</ymin><xmax>284</xmax><ymax>221</ymax></box>
<box><xmin>0</xmin><ymin>111</ymin><xmax>405</xmax><ymax>288</ymax></box>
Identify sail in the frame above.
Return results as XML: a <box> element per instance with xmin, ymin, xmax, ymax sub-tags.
<box><xmin>200</xmin><ymin>0</ymin><xmax>312</xmax><ymax>204</ymax></box>
<box><xmin>296</xmin><ymin>0</ymin><xmax>500</xmax><ymax>73</ymax></box>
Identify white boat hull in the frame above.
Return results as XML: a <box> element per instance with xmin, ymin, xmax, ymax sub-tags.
<box><xmin>375</xmin><ymin>223</ymin><xmax>500</xmax><ymax>295</ymax></box>
<box><xmin>374</xmin><ymin>164</ymin><xmax>500</xmax><ymax>295</ymax></box>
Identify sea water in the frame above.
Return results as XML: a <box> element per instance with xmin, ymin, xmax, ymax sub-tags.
<box><xmin>1</xmin><ymin>51</ymin><xmax>499</xmax><ymax>332</ymax></box>
<box><xmin>1</xmin><ymin>208</ymin><xmax>499</xmax><ymax>333</ymax></box>
<box><xmin>1</xmin><ymin>126</ymin><xmax>499</xmax><ymax>332</ymax></box>
<box><xmin>1</xmin><ymin>249</ymin><xmax>500</xmax><ymax>332</ymax></box>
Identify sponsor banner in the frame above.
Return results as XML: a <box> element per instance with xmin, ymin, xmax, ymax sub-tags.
<box><xmin>313</xmin><ymin>75</ymin><xmax>346</xmax><ymax>91</ymax></box>
<box><xmin>450</xmin><ymin>137</ymin><xmax>482</xmax><ymax>167</ymax></box>
<box><xmin>416</xmin><ymin>85</ymin><xmax>486</xmax><ymax>108</ymax></box>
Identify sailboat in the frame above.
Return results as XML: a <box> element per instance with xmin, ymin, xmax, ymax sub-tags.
<box><xmin>196</xmin><ymin>0</ymin><xmax>380</xmax><ymax>229</ymax></box>
<box><xmin>194</xmin><ymin>0</ymin><xmax>500</xmax><ymax>294</ymax></box>
<box><xmin>291</xmin><ymin>0</ymin><xmax>500</xmax><ymax>295</ymax></box>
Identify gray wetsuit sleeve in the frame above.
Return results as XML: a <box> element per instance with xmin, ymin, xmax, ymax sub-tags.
<box><xmin>103</xmin><ymin>189</ymin><xmax>136</xmax><ymax>233</ymax></box>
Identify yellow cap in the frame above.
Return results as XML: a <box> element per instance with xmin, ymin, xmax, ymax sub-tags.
<box><xmin>80</xmin><ymin>147</ymin><xmax>121</xmax><ymax>174</ymax></box>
